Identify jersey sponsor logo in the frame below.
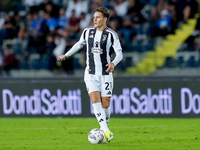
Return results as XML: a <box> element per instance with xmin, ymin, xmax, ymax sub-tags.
<box><xmin>102</xmin><ymin>35</ymin><xmax>107</xmax><ymax>41</ymax></box>
<box><xmin>89</xmin><ymin>35</ymin><xmax>93</xmax><ymax>38</ymax></box>
<box><xmin>91</xmin><ymin>48</ymin><xmax>103</xmax><ymax>54</ymax></box>
<box><xmin>92</xmin><ymin>41</ymin><xmax>103</xmax><ymax>54</ymax></box>
<box><xmin>95</xmin><ymin>41</ymin><xmax>99</xmax><ymax>47</ymax></box>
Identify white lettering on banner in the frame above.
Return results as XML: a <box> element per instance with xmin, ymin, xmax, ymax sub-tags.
<box><xmin>90</xmin><ymin>87</ymin><xmax>172</xmax><ymax>115</ymax></box>
<box><xmin>181</xmin><ymin>88</ymin><xmax>200</xmax><ymax>114</ymax></box>
<box><xmin>2</xmin><ymin>89</ymin><xmax>82</xmax><ymax>115</ymax></box>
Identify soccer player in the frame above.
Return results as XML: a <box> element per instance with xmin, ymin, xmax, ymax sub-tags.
<box><xmin>57</xmin><ymin>7</ymin><xmax>123</xmax><ymax>142</ymax></box>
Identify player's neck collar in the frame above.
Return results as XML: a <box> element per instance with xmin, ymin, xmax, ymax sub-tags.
<box><xmin>95</xmin><ymin>26</ymin><xmax>107</xmax><ymax>31</ymax></box>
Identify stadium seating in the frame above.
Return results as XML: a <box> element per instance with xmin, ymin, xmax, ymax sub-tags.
<box><xmin>125</xmin><ymin>17</ymin><xmax>198</xmax><ymax>75</ymax></box>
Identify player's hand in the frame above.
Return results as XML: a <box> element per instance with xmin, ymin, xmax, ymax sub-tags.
<box><xmin>57</xmin><ymin>55</ymin><xmax>67</xmax><ymax>61</ymax></box>
<box><xmin>106</xmin><ymin>62</ymin><xmax>115</xmax><ymax>73</ymax></box>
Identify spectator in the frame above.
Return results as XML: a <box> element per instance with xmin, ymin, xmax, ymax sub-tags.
<box><xmin>184</xmin><ymin>16</ymin><xmax>200</xmax><ymax>51</ymax></box>
<box><xmin>42</xmin><ymin>11</ymin><xmax>57</xmax><ymax>32</ymax></box>
<box><xmin>2</xmin><ymin>44</ymin><xmax>17</xmax><ymax>75</ymax></box>
<box><xmin>174</xmin><ymin>0</ymin><xmax>198</xmax><ymax>23</ymax></box>
<box><xmin>127</xmin><ymin>0</ymin><xmax>148</xmax><ymax>40</ymax></box>
<box><xmin>109</xmin><ymin>8</ymin><xmax>122</xmax><ymax>26</ymax></box>
<box><xmin>13</xmin><ymin>11</ymin><xmax>24</xmax><ymax>37</ymax></box>
<box><xmin>24</xmin><ymin>0</ymin><xmax>44</xmax><ymax>13</ymax></box>
<box><xmin>154</xmin><ymin>9</ymin><xmax>172</xmax><ymax>37</ymax></box>
<box><xmin>148</xmin><ymin>0</ymin><xmax>159</xmax><ymax>21</ymax></box>
<box><xmin>45</xmin><ymin>33</ymin><xmax>57</xmax><ymax>70</ymax></box>
<box><xmin>31</xmin><ymin>11</ymin><xmax>43</xmax><ymax>35</ymax></box>
<box><xmin>0</xmin><ymin>13</ymin><xmax>16</xmax><ymax>44</ymax></box>
<box><xmin>25</xmin><ymin>11</ymin><xmax>47</xmax><ymax>56</ymax></box>
<box><xmin>17</xmin><ymin>13</ymin><xmax>33</xmax><ymax>43</ymax></box>
<box><xmin>17</xmin><ymin>13</ymin><xmax>32</xmax><ymax>56</ymax></box>
<box><xmin>167</xmin><ymin>0</ymin><xmax>177</xmax><ymax>34</ymax></box>
<box><xmin>114</xmin><ymin>0</ymin><xmax>129</xmax><ymax>18</ymax></box>
<box><xmin>89</xmin><ymin>1</ymin><xmax>101</xmax><ymax>17</ymax></box>
<box><xmin>79</xmin><ymin>12</ymin><xmax>91</xmax><ymax>32</ymax></box>
<box><xmin>108</xmin><ymin>19</ymin><xmax>123</xmax><ymax>42</ymax></box>
<box><xmin>53</xmin><ymin>33</ymin><xmax>74</xmax><ymax>74</ymax></box>
<box><xmin>23</xmin><ymin>13</ymin><xmax>34</xmax><ymax>34</ymax></box>
<box><xmin>93</xmin><ymin>0</ymin><xmax>104</xmax><ymax>6</ymax></box>
<box><xmin>127</xmin><ymin>0</ymin><xmax>144</xmax><ymax>15</ymax></box>
<box><xmin>61</xmin><ymin>29</ymin><xmax>75</xmax><ymax>47</ymax></box>
<box><xmin>65</xmin><ymin>0</ymin><xmax>88</xmax><ymax>18</ymax></box>
<box><xmin>120</xmin><ymin>15</ymin><xmax>136</xmax><ymax>46</ymax></box>
<box><xmin>57</xmin><ymin>8</ymin><xmax>69</xmax><ymax>30</ymax></box>
<box><xmin>43</xmin><ymin>1</ymin><xmax>60</xmax><ymax>18</ymax></box>
<box><xmin>66</xmin><ymin>10</ymin><xmax>80</xmax><ymax>35</ymax></box>
<box><xmin>109</xmin><ymin>20</ymin><xmax>119</xmax><ymax>32</ymax></box>
<box><xmin>53</xmin><ymin>33</ymin><xmax>66</xmax><ymax>59</ymax></box>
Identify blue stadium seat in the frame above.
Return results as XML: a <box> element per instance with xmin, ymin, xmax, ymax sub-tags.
<box><xmin>20</xmin><ymin>60</ymin><xmax>30</xmax><ymax>70</ymax></box>
<box><xmin>125</xmin><ymin>57</ymin><xmax>134</xmax><ymax>67</ymax></box>
<box><xmin>31</xmin><ymin>59</ymin><xmax>41</xmax><ymax>70</ymax></box>
<box><xmin>141</xmin><ymin>40</ymin><xmax>154</xmax><ymax>52</ymax></box>
<box><xmin>73</xmin><ymin>58</ymin><xmax>81</xmax><ymax>69</ymax></box>
<box><xmin>13</xmin><ymin>43</ymin><xmax>22</xmax><ymax>54</ymax></box>
<box><xmin>41</xmin><ymin>58</ymin><xmax>49</xmax><ymax>70</ymax></box>
<box><xmin>186</xmin><ymin>56</ymin><xmax>197</xmax><ymax>68</ymax></box>
<box><xmin>197</xmin><ymin>57</ymin><xmax>200</xmax><ymax>67</ymax></box>
<box><xmin>132</xmin><ymin>41</ymin><xmax>142</xmax><ymax>52</ymax></box>
<box><xmin>177</xmin><ymin>56</ymin><xmax>185</xmax><ymax>68</ymax></box>
<box><xmin>164</xmin><ymin>56</ymin><xmax>178</xmax><ymax>68</ymax></box>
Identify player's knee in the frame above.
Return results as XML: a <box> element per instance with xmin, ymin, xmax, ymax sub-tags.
<box><xmin>102</xmin><ymin>103</ymin><xmax>109</xmax><ymax>109</ymax></box>
<box><xmin>101</xmin><ymin>97</ymin><xmax>111</xmax><ymax>108</ymax></box>
<box><xmin>101</xmin><ymin>101</ymin><xmax>110</xmax><ymax>109</ymax></box>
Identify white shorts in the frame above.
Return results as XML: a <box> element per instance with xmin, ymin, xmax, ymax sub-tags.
<box><xmin>84</xmin><ymin>71</ymin><xmax>113</xmax><ymax>97</ymax></box>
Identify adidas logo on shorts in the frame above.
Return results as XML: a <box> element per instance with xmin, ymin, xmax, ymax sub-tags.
<box><xmin>107</xmin><ymin>91</ymin><xmax>111</xmax><ymax>95</ymax></box>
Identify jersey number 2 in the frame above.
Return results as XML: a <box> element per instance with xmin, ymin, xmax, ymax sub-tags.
<box><xmin>105</xmin><ymin>82</ymin><xmax>111</xmax><ymax>90</ymax></box>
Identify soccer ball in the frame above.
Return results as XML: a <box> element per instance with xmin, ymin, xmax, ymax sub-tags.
<box><xmin>88</xmin><ymin>128</ymin><xmax>105</xmax><ymax>144</ymax></box>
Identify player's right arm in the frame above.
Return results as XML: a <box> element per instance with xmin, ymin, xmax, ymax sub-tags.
<box><xmin>57</xmin><ymin>55</ymin><xmax>67</xmax><ymax>61</ymax></box>
<box><xmin>57</xmin><ymin>29</ymin><xmax>87</xmax><ymax>61</ymax></box>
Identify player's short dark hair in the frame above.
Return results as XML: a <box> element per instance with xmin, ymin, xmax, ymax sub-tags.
<box><xmin>94</xmin><ymin>7</ymin><xmax>110</xmax><ymax>19</ymax></box>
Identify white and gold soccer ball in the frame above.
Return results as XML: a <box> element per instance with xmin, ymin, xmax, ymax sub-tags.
<box><xmin>88</xmin><ymin>128</ymin><xmax>105</xmax><ymax>144</ymax></box>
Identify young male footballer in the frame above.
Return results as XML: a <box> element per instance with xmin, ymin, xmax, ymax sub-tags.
<box><xmin>58</xmin><ymin>7</ymin><xmax>123</xmax><ymax>142</ymax></box>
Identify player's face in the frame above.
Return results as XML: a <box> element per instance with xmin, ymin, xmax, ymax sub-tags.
<box><xmin>93</xmin><ymin>12</ymin><xmax>107</xmax><ymax>30</ymax></box>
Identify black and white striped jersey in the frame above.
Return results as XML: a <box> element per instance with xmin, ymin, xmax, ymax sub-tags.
<box><xmin>65</xmin><ymin>26</ymin><xmax>123</xmax><ymax>75</ymax></box>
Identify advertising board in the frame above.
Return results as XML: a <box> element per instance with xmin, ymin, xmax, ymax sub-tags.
<box><xmin>0</xmin><ymin>77</ymin><xmax>199</xmax><ymax>118</ymax></box>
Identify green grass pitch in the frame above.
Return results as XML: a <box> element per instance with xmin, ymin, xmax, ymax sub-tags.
<box><xmin>0</xmin><ymin>118</ymin><xmax>199</xmax><ymax>150</ymax></box>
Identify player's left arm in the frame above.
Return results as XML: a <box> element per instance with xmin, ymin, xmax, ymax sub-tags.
<box><xmin>106</xmin><ymin>33</ymin><xmax>123</xmax><ymax>73</ymax></box>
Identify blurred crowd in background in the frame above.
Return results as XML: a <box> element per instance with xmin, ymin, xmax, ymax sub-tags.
<box><xmin>0</xmin><ymin>0</ymin><xmax>200</xmax><ymax>76</ymax></box>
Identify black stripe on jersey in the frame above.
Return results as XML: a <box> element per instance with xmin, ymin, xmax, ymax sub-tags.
<box><xmin>100</xmin><ymin>30</ymin><xmax>109</xmax><ymax>75</ymax></box>
<box><xmin>107</xmin><ymin>28</ymin><xmax>120</xmax><ymax>57</ymax></box>
<box><xmin>109</xmin><ymin>33</ymin><xmax>114</xmax><ymax>57</ymax></box>
<box><xmin>107</xmin><ymin>28</ymin><xmax>119</xmax><ymax>39</ymax></box>
<box><xmin>88</xmin><ymin>29</ymin><xmax>96</xmax><ymax>74</ymax></box>
<box><xmin>110</xmin><ymin>32</ymin><xmax>114</xmax><ymax>45</ymax></box>
<box><xmin>83</xmin><ymin>30</ymin><xmax>87</xmax><ymax>40</ymax></box>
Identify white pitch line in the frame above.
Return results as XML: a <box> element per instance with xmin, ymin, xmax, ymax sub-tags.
<box><xmin>0</xmin><ymin>128</ymin><xmax>56</xmax><ymax>131</ymax></box>
<box><xmin>0</xmin><ymin>124</ymin><xmax>196</xmax><ymax>131</ymax></box>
